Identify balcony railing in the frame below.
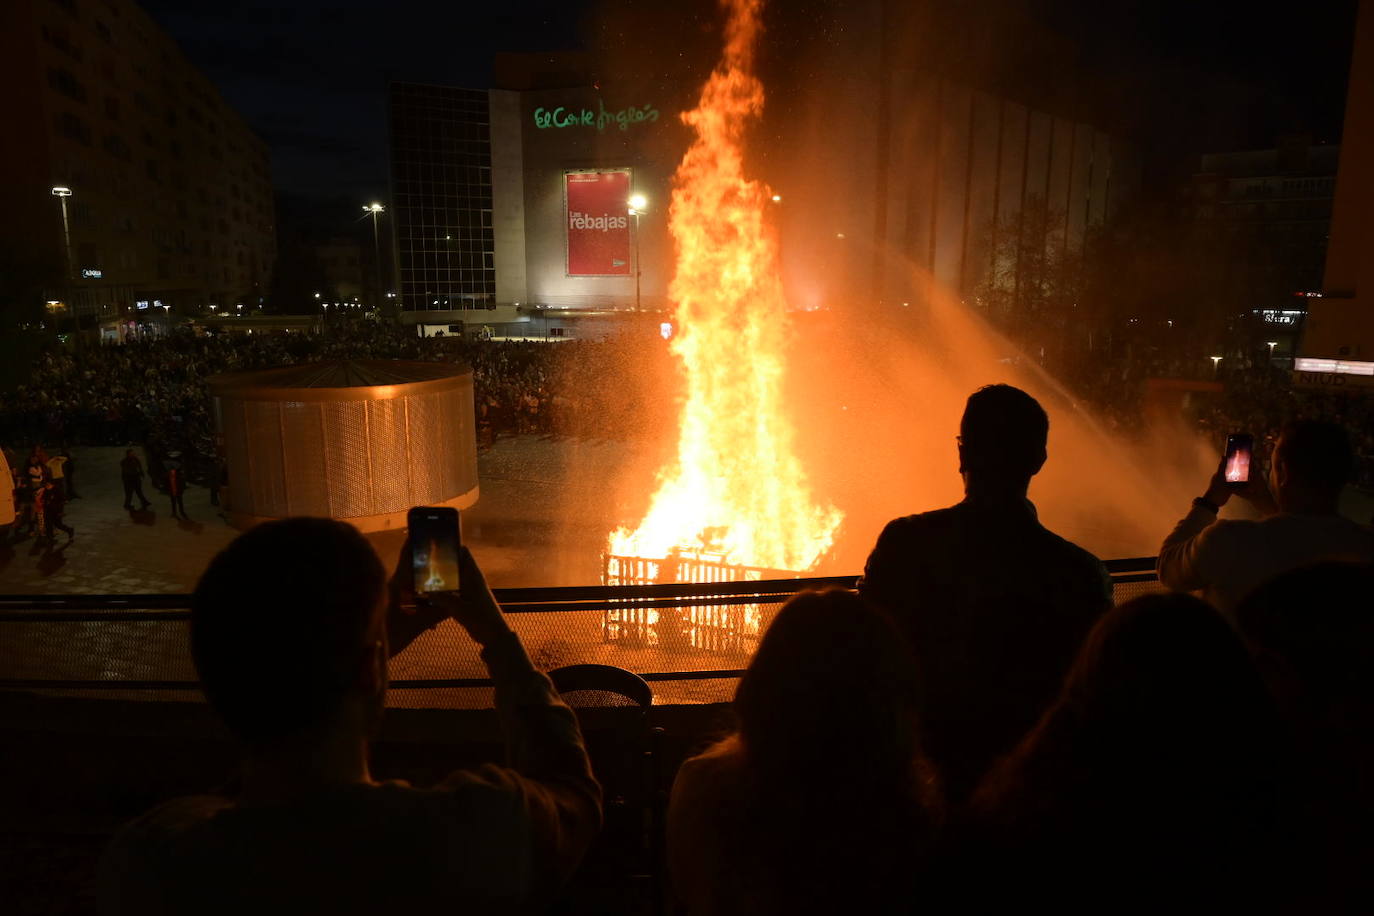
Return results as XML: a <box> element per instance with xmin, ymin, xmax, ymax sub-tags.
<box><xmin>0</xmin><ymin>558</ymin><xmax>1160</xmax><ymax>706</ymax></box>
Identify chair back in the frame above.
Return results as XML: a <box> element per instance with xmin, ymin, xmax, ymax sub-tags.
<box><xmin>549</xmin><ymin>664</ymin><xmax>653</xmax><ymax>709</ymax></box>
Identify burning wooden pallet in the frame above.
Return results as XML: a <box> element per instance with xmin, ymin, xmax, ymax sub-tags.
<box><xmin>601</xmin><ymin>550</ymin><xmax>795</xmax><ymax>653</ymax></box>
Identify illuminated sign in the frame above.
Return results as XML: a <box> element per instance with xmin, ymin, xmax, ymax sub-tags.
<box><xmin>1254</xmin><ymin>309</ymin><xmax>1304</xmax><ymax>325</ymax></box>
<box><xmin>1293</xmin><ymin>358</ymin><xmax>1374</xmax><ymax>390</ymax></box>
<box><xmin>565</xmin><ymin>170</ymin><xmax>632</xmax><ymax>276</ymax></box>
<box><xmin>1294</xmin><ymin>357</ymin><xmax>1374</xmax><ymax>376</ymax></box>
<box><xmin>136</xmin><ymin>300</ymin><xmax>149</xmax><ymax>310</ymax></box>
<box><xmin>535</xmin><ymin>100</ymin><xmax>659</xmax><ymax>132</ymax></box>
<box><xmin>81</xmin><ymin>268</ymin><xmax>103</xmax><ymax>279</ymax></box>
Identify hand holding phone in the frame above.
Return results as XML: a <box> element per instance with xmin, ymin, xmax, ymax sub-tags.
<box><xmin>438</xmin><ymin>547</ymin><xmax>512</xmax><ymax>647</ymax></box>
<box><xmin>408</xmin><ymin>506</ymin><xmax>462</xmax><ymax>595</ymax></box>
<box><xmin>1223</xmin><ymin>434</ymin><xmax>1254</xmax><ymax>488</ymax></box>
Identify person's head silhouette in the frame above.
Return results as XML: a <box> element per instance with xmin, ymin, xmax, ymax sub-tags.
<box><xmin>1270</xmin><ymin>420</ymin><xmax>1352</xmax><ymax>514</ymax></box>
<box><xmin>192</xmin><ymin>517</ymin><xmax>388</xmax><ymax>750</ymax></box>
<box><xmin>958</xmin><ymin>384</ymin><xmax>1048</xmax><ymax>498</ymax></box>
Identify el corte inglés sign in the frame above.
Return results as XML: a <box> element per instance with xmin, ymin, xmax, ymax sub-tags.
<box><xmin>534</xmin><ymin>100</ymin><xmax>659</xmax><ymax>132</ymax></box>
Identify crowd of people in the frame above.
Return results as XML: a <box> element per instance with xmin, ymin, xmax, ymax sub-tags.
<box><xmin>5</xmin><ymin>320</ymin><xmax>1374</xmax><ymax>494</ymax></box>
<box><xmin>3</xmin><ymin>443</ymin><xmax>77</xmax><ymax>548</ymax></box>
<box><xmin>93</xmin><ymin>384</ymin><xmax>1373</xmax><ymax>914</ymax></box>
<box><xmin>0</xmin><ymin>324</ymin><xmax>668</xmax><ymax>485</ymax></box>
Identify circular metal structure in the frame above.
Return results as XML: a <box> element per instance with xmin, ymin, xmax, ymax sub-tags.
<box><xmin>209</xmin><ymin>360</ymin><xmax>478</xmax><ymax>531</ymax></box>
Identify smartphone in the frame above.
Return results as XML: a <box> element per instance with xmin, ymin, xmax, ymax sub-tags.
<box><xmin>408</xmin><ymin>506</ymin><xmax>461</xmax><ymax>595</ymax></box>
<box><xmin>1223</xmin><ymin>434</ymin><xmax>1254</xmax><ymax>487</ymax></box>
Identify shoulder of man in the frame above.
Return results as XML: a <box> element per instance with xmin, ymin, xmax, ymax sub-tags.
<box><xmin>873</xmin><ymin>507</ymin><xmax>964</xmax><ymax>544</ymax></box>
<box><xmin>859</xmin><ymin>508</ymin><xmax>963</xmax><ymax>599</ymax></box>
<box><xmin>100</xmin><ymin>795</ymin><xmax>230</xmax><ymax>911</ymax></box>
<box><xmin>1029</xmin><ymin>524</ymin><xmax>1118</xmax><ymax>600</ymax></box>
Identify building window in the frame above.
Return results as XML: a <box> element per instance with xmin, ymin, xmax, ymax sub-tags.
<box><xmin>56</xmin><ymin>111</ymin><xmax>92</xmax><ymax>146</ymax></box>
<box><xmin>47</xmin><ymin>68</ymin><xmax>88</xmax><ymax>103</ymax></box>
<box><xmin>103</xmin><ymin>133</ymin><xmax>131</xmax><ymax>160</ymax></box>
<box><xmin>41</xmin><ymin>24</ymin><xmax>82</xmax><ymax>60</ymax></box>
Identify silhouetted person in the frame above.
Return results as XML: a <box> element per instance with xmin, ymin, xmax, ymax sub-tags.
<box><xmin>668</xmin><ymin>590</ymin><xmax>939</xmax><ymax>916</ymax></box>
<box><xmin>37</xmin><ymin>479</ymin><xmax>74</xmax><ymax>543</ymax></box>
<box><xmin>970</xmin><ymin>594</ymin><xmax>1296</xmax><ymax>913</ymax></box>
<box><xmin>860</xmin><ymin>384</ymin><xmax>1110</xmax><ymax>801</ymax></box>
<box><xmin>1159</xmin><ymin>420</ymin><xmax>1374</xmax><ymax>617</ymax></box>
<box><xmin>165</xmin><ymin>452</ymin><xmax>188</xmax><ymax>519</ymax></box>
<box><xmin>120</xmin><ymin>449</ymin><xmax>151</xmax><ymax>510</ymax></box>
<box><xmin>1237</xmin><ymin>563</ymin><xmax>1374</xmax><ymax>910</ymax></box>
<box><xmin>99</xmin><ymin>518</ymin><xmax>600</xmax><ymax>915</ymax></box>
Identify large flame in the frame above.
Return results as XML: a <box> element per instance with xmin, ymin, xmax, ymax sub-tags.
<box><xmin>610</xmin><ymin>0</ymin><xmax>842</xmax><ymax>574</ymax></box>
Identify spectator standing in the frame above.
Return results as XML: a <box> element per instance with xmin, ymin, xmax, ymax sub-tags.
<box><xmin>1159</xmin><ymin>420</ymin><xmax>1374</xmax><ymax>617</ymax></box>
<box><xmin>860</xmin><ymin>384</ymin><xmax>1111</xmax><ymax>801</ymax></box>
<box><xmin>56</xmin><ymin>448</ymin><xmax>77</xmax><ymax>498</ymax></box>
<box><xmin>26</xmin><ymin>454</ymin><xmax>49</xmax><ymax>494</ymax></box>
<box><xmin>668</xmin><ymin>590</ymin><xmax>939</xmax><ymax>916</ymax></box>
<box><xmin>37</xmin><ymin>479</ymin><xmax>74</xmax><ymax>544</ymax></box>
<box><xmin>165</xmin><ymin>452</ymin><xmax>188</xmax><ymax>519</ymax></box>
<box><xmin>99</xmin><ymin>518</ymin><xmax>600</xmax><ymax>915</ymax></box>
<box><xmin>969</xmin><ymin>594</ymin><xmax>1297</xmax><ymax>913</ymax></box>
<box><xmin>1237</xmin><ymin>563</ymin><xmax>1374</xmax><ymax>910</ymax></box>
<box><xmin>45</xmin><ymin>451</ymin><xmax>68</xmax><ymax>497</ymax></box>
<box><xmin>120</xmin><ymin>449</ymin><xmax>151</xmax><ymax>511</ymax></box>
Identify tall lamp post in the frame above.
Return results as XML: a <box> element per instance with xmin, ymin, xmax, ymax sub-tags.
<box><xmin>51</xmin><ymin>186</ymin><xmax>77</xmax><ymax>342</ymax></box>
<box><xmin>363</xmin><ymin>203</ymin><xmax>385</xmax><ymax>311</ymax></box>
<box><xmin>628</xmin><ymin>193</ymin><xmax>647</xmax><ymax>312</ymax></box>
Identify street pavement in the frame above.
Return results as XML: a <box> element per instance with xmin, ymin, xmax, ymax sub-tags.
<box><xmin>0</xmin><ymin>436</ymin><xmax>651</xmax><ymax>595</ymax></box>
<box><xmin>0</xmin><ymin>437</ymin><xmax>757</xmax><ymax>705</ymax></box>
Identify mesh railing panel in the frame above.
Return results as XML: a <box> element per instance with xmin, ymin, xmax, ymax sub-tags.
<box><xmin>0</xmin><ymin>564</ymin><xmax>1160</xmax><ymax>707</ymax></box>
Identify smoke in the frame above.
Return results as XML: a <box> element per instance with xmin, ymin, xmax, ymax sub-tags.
<box><xmin>782</xmin><ymin>261</ymin><xmax>1216</xmax><ymax>573</ymax></box>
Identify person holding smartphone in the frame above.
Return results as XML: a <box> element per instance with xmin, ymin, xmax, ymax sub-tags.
<box><xmin>1158</xmin><ymin>421</ymin><xmax>1374</xmax><ymax>618</ymax></box>
<box><xmin>100</xmin><ymin>516</ymin><xmax>601</xmax><ymax>915</ymax></box>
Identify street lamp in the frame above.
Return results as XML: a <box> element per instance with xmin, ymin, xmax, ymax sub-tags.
<box><xmin>51</xmin><ymin>186</ymin><xmax>74</xmax><ymax>280</ymax></box>
<box><xmin>363</xmin><ymin>202</ymin><xmax>386</xmax><ymax>310</ymax></box>
<box><xmin>51</xmin><ymin>186</ymin><xmax>78</xmax><ymax>342</ymax></box>
<box><xmin>627</xmin><ymin>194</ymin><xmax>648</xmax><ymax>312</ymax></box>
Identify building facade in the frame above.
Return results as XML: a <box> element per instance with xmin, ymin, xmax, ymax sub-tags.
<box><xmin>1299</xmin><ymin>0</ymin><xmax>1374</xmax><ymax>380</ymax></box>
<box><xmin>386</xmin><ymin>9</ymin><xmax>1138</xmax><ymax>326</ymax></box>
<box><xmin>314</xmin><ymin>237</ymin><xmax>364</xmax><ymax>302</ymax></box>
<box><xmin>0</xmin><ymin>0</ymin><xmax>275</xmax><ymax>324</ymax></box>
<box><xmin>388</xmin><ymin>83</ymin><xmax>496</xmax><ymax>310</ymax></box>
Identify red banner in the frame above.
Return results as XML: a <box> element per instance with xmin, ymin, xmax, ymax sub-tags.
<box><xmin>565</xmin><ymin>170</ymin><xmax>632</xmax><ymax>276</ymax></box>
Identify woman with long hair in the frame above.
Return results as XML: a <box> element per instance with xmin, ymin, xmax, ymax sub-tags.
<box><xmin>969</xmin><ymin>593</ymin><xmax>1297</xmax><ymax>912</ymax></box>
<box><xmin>667</xmin><ymin>589</ymin><xmax>939</xmax><ymax>916</ymax></box>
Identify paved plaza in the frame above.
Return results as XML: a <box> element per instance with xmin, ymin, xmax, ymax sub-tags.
<box><xmin>0</xmin><ymin>437</ymin><xmax>753</xmax><ymax>706</ymax></box>
<box><xmin>0</xmin><ymin>436</ymin><xmax>644</xmax><ymax>595</ymax></box>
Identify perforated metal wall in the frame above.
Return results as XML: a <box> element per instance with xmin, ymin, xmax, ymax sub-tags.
<box><xmin>213</xmin><ymin>367</ymin><xmax>478</xmax><ymax>530</ymax></box>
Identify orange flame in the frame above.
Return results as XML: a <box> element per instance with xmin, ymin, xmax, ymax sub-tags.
<box><xmin>610</xmin><ymin>0</ymin><xmax>842</xmax><ymax>574</ymax></box>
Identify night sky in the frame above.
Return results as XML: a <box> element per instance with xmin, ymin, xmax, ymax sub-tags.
<box><xmin>138</xmin><ymin>0</ymin><xmax>1359</xmax><ymax>214</ymax></box>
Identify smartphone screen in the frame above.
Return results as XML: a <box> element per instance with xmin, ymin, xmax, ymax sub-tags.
<box><xmin>1224</xmin><ymin>434</ymin><xmax>1254</xmax><ymax>486</ymax></box>
<box><xmin>408</xmin><ymin>507</ymin><xmax>461</xmax><ymax>595</ymax></box>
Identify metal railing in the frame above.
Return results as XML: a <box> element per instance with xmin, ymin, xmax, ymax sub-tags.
<box><xmin>0</xmin><ymin>559</ymin><xmax>1160</xmax><ymax>704</ymax></box>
